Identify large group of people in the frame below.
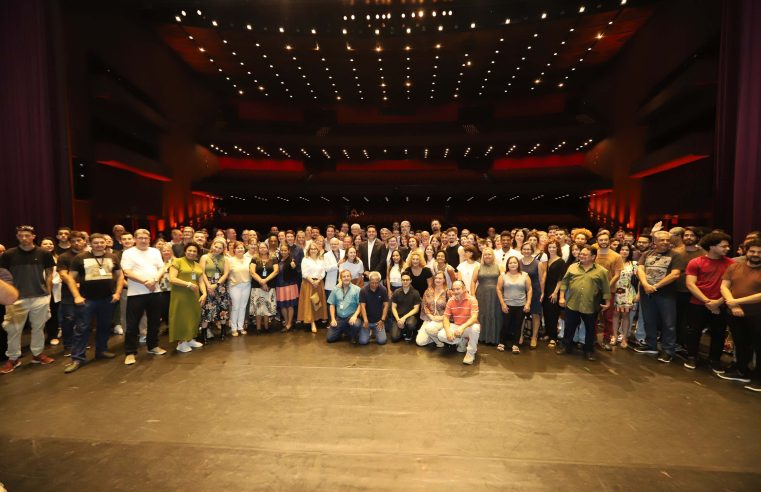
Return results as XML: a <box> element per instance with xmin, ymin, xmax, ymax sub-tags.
<box><xmin>0</xmin><ymin>220</ymin><xmax>759</xmax><ymax>393</ymax></box>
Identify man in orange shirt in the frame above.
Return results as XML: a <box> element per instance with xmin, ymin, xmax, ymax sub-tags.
<box><xmin>595</xmin><ymin>231</ymin><xmax>623</xmax><ymax>349</ymax></box>
<box><xmin>438</xmin><ymin>280</ymin><xmax>480</xmax><ymax>365</ymax></box>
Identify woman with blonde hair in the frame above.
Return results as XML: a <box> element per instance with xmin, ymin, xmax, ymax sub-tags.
<box><xmin>227</xmin><ymin>241</ymin><xmax>252</xmax><ymax>336</ymax></box>
<box><xmin>199</xmin><ymin>239</ymin><xmax>231</xmax><ymax>339</ymax></box>
<box><xmin>471</xmin><ymin>247</ymin><xmax>504</xmax><ymax>345</ymax></box>
<box><xmin>297</xmin><ymin>242</ymin><xmax>328</xmax><ymax>333</ymax></box>
<box><xmin>249</xmin><ymin>242</ymin><xmax>279</xmax><ymax>333</ymax></box>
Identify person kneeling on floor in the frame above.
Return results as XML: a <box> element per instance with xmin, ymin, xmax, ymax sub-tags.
<box><xmin>327</xmin><ymin>269</ymin><xmax>362</xmax><ymax>343</ymax></box>
<box><xmin>437</xmin><ymin>280</ymin><xmax>480</xmax><ymax>365</ymax></box>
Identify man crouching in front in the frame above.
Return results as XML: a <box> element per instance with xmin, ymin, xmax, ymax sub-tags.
<box><xmin>438</xmin><ymin>280</ymin><xmax>480</xmax><ymax>365</ymax></box>
<box><xmin>327</xmin><ymin>269</ymin><xmax>362</xmax><ymax>343</ymax></box>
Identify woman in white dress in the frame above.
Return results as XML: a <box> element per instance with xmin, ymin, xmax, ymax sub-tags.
<box><xmin>456</xmin><ymin>245</ymin><xmax>480</xmax><ymax>294</ymax></box>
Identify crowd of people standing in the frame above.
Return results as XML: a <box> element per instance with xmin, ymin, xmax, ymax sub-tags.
<box><xmin>0</xmin><ymin>219</ymin><xmax>759</xmax><ymax>393</ymax></box>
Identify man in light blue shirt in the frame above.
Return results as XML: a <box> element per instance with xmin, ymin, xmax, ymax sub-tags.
<box><xmin>327</xmin><ymin>269</ymin><xmax>362</xmax><ymax>343</ymax></box>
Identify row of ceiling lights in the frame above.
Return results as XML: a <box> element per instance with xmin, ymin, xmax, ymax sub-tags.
<box><xmin>173</xmin><ymin>0</ymin><xmax>632</xmax><ymax>103</ymax></box>
<box><xmin>227</xmin><ymin>193</ymin><xmax>599</xmax><ymax>203</ymax></box>
<box><xmin>213</xmin><ymin>142</ymin><xmax>597</xmax><ymax>159</ymax></box>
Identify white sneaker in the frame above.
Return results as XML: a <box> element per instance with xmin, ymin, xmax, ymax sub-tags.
<box><xmin>187</xmin><ymin>339</ymin><xmax>203</xmax><ymax>349</ymax></box>
<box><xmin>463</xmin><ymin>352</ymin><xmax>475</xmax><ymax>365</ymax></box>
<box><xmin>113</xmin><ymin>325</ymin><xmax>124</xmax><ymax>335</ymax></box>
<box><xmin>139</xmin><ymin>335</ymin><xmax>147</xmax><ymax>344</ymax></box>
<box><xmin>456</xmin><ymin>341</ymin><xmax>467</xmax><ymax>353</ymax></box>
<box><xmin>148</xmin><ymin>347</ymin><xmax>167</xmax><ymax>355</ymax></box>
<box><xmin>176</xmin><ymin>342</ymin><xmax>191</xmax><ymax>353</ymax></box>
<box><xmin>434</xmin><ymin>340</ymin><xmax>444</xmax><ymax>348</ymax></box>
<box><xmin>124</xmin><ymin>354</ymin><xmax>136</xmax><ymax>365</ymax></box>
<box><xmin>206</xmin><ymin>328</ymin><xmax>215</xmax><ymax>339</ymax></box>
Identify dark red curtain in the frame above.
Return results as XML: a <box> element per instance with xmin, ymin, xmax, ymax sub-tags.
<box><xmin>0</xmin><ymin>0</ymin><xmax>71</xmax><ymax>245</ymax></box>
<box><xmin>731</xmin><ymin>0</ymin><xmax>761</xmax><ymax>237</ymax></box>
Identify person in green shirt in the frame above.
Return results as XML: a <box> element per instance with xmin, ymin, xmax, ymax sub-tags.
<box><xmin>556</xmin><ymin>245</ymin><xmax>611</xmax><ymax>361</ymax></box>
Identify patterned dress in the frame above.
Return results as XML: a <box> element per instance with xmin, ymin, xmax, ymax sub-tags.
<box><xmin>250</xmin><ymin>258</ymin><xmax>277</xmax><ymax>317</ymax></box>
<box><xmin>200</xmin><ymin>253</ymin><xmax>231</xmax><ymax>323</ymax></box>
<box><xmin>614</xmin><ymin>261</ymin><xmax>638</xmax><ymax>308</ymax></box>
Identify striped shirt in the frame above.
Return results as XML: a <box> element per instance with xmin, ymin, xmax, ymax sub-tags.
<box><xmin>444</xmin><ymin>295</ymin><xmax>479</xmax><ymax>325</ymax></box>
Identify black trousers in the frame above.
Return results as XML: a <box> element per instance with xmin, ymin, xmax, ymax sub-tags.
<box><xmin>563</xmin><ymin>309</ymin><xmax>597</xmax><ymax>354</ymax></box>
<box><xmin>542</xmin><ymin>298</ymin><xmax>562</xmax><ymax>341</ymax></box>
<box><xmin>727</xmin><ymin>313</ymin><xmax>761</xmax><ymax>381</ymax></box>
<box><xmin>500</xmin><ymin>305</ymin><xmax>525</xmax><ymax>346</ymax></box>
<box><xmin>685</xmin><ymin>303</ymin><xmax>726</xmax><ymax>362</ymax></box>
<box><xmin>125</xmin><ymin>293</ymin><xmax>162</xmax><ymax>355</ymax></box>
<box><xmin>675</xmin><ymin>291</ymin><xmax>691</xmax><ymax>348</ymax></box>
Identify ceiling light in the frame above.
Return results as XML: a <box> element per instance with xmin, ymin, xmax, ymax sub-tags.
<box><xmin>175</xmin><ymin>16</ymin><xmax>181</xmax><ymax>22</ymax></box>
<box><xmin>470</xmin><ymin>22</ymin><xmax>476</xmax><ymax>29</ymax></box>
<box><xmin>438</xmin><ymin>25</ymin><xmax>443</xmax><ymax>31</ymax></box>
<box><xmin>505</xmin><ymin>18</ymin><xmax>511</xmax><ymax>24</ymax></box>
<box><xmin>541</xmin><ymin>12</ymin><xmax>547</xmax><ymax>19</ymax></box>
<box><xmin>278</xmin><ymin>27</ymin><xmax>284</xmax><ymax>33</ymax></box>
<box><xmin>246</xmin><ymin>24</ymin><xmax>252</xmax><ymax>30</ymax></box>
<box><xmin>579</xmin><ymin>6</ymin><xmax>586</xmax><ymax>13</ymax></box>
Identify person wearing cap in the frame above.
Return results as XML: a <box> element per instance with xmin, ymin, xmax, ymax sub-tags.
<box><xmin>0</xmin><ymin>226</ymin><xmax>56</xmax><ymax>374</ymax></box>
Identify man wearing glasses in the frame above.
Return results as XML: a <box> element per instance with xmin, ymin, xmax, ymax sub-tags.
<box><xmin>1</xmin><ymin>226</ymin><xmax>56</xmax><ymax>374</ymax></box>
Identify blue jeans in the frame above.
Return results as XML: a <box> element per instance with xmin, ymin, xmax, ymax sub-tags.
<box><xmin>327</xmin><ymin>316</ymin><xmax>363</xmax><ymax>343</ymax></box>
<box><xmin>632</xmin><ymin>302</ymin><xmax>645</xmax><ymax>340</ymax></box>
<box><xmin>640</xmin><ymin>293</ymin><xmax>676</xmax><ymax>354</ymax></box>
<box><xmin>358</xmin><ymin>321</ymin><xmax>388</xmax><ymax>345</ymax></box>
<box><xmin>59</xmin><ymin>302</ymin><xmax>76</xmax><ymax>348</ymax></box>
<box><xmin>72</xmin><ymin>298</ymin><xmax>115</xmax><ymax>362</ymax></box>
<box><xmin>563</xmin><ymin>309</ymin><xmax>597</xmax><ymax>353</ymax></box>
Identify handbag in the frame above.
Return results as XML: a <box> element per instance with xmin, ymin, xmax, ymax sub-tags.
<box><xmin>310</xmin><ymin>292</ymin><xmax>322</xmax><ymax>311</ymax></box>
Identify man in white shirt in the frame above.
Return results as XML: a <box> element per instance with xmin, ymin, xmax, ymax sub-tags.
<box><xmin>555</xmin><ymin>229</ymin><xmax>571</xmax><ymax>261</ymax></box>
<box><xmin>120</xmin><ymin>229</ymin><xmax>166</xmax><ymax>365</ymax></box>
<box><xmin>323</xmin><ymin>238</ymin><xmax>345</xmax><ymax>295</ymax></box>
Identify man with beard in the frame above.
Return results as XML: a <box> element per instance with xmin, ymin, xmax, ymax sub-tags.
<box><xmin>683</xmin><ymin>232</ymin><xmax>733</xmax><ymax>372</ymax></box>
<box><xmin>632</xmin><ymin>234</ymin><xmax>652</xmax><ymax>263</ymax></box>
<box><xmin>171</xmin><ymin>226</ymin><xmax>195</xmax><ymax>258</ymax></box>
<box><xmin>55</xmin><ymin>231</ymin><xmax>88</xmax><ymax>355</ymax></box>
<box><xmin>720</xmin><ymin>239</ymin><xmax>761</xmax><ymax>391</ymax></box>
<box><xmin>674</xmin><ymin>227</ymin><xmax>704</xmax><ymax>356</ymax></box>
<box><xmin>444</xmin><ymin>228</ymin><xmax>460</xmax><ymax>271</ymax></box>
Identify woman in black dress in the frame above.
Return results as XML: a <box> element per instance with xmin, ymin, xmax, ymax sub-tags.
<box><xmin>540</xmin><ymin>240</ymin><xmax>567</xmax><ymax>348</ymax></box>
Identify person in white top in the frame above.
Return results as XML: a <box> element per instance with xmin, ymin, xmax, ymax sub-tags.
<box><xmin>120</xmin><ymin>229</ymin><xmax>167</xmax><ymax>365</ymax></box>
<box><xmin>457</xmin><ymin>245</ymin><xmax>480</xmax><ymax>294</ymax></box>
<box><xmin>227</xmin><ymin>241</ymin><xmax>252</xmax><ymax>336</ymax></box>
<box><xmin>323</xmin><ymin>237</ymin><xmax>345</xmax><ymax>295</ymax></box>
<box><xmin>555</xmin><ymin>229</ymin><xmax>571</xmax><ymax>261</ymax></box>
<box><xmin>297</xmin><ymin>243</ymin><xmax>328</xmax><ymax>333</ymax></box>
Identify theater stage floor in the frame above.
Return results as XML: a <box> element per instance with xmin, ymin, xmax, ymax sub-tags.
<box><xmin>1</xmin><ymin>330</ymin><xmax>760</xmax><ymax>492</ymax></box>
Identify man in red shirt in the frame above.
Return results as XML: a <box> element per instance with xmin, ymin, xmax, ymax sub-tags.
<box><xmin>439</xmin><ymin>280</ymin><xmax>480</xmax><ymax>365</ymax></box>
<box><xmin>684</xmin><ymin>232</ymin><xmax>734</xmax><ymax>372</ymax></box>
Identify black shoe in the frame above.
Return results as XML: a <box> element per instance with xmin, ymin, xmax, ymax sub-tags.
<box><xmin>657</xmin><ymin>353</ymin><xmax>673</xmax><ymax>364</ymax></box>
<box><xmin>583</xmin><ymin>352</ymin><xmax>597</xmax><ymax>361</ymax></box>
<box><xmin>674</xmin><ymin>348</ymin><xmax>689</xmax><ymax>360</ymax></box>
<box><xmin>96</xmin><ymin>351</ymin><xmax>116</xmax><ymax>359</ymax></box>
<box><xmin>634</xmin><ymin>346</ymin><xmax>658</xmax><ymax>355</ymax></box>
<box><xmin>709</xmin><ymin>361</ymin><xmax>725</xmax><ymax>375</ymax></box>
<box><xmin>717</xmin><ymin>368</ymin><xmax>751</xmax><ymax>383</ymax></box>
<box><xmin>744</xmin><ymin>382</ymin><xmax>761</xmax><ymax>393</ymax></box>
<box><xmin>683</xmin><ymin>356</ymin><xmax>697</xmax><ymax>370</ymax></box>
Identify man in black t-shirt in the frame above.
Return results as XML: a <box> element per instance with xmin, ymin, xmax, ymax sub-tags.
<box><xmin>55</xmin><ymin>231</ymin><xmax>87</xmax><ymax>354</ymax></box>
<box><xmin>444</xmin><ymin>228</ymin><xmax>460</xmax><ymax>272</ymax></box>
<box><xmin>391</xmin><ymin>272</ymin><xmax>421</xmax><ymax>342</ymax></box>
<box><xmin>54</xmin><ymin>227</ymin><xmax>72</xmax><ymax>256</ymax></box>
<box><xmin>64</xmin><ymin>233</ymin><xmax>124</xmax><ymax>373</ymax></box>
<box><xmin>0</xmin><ymin>225</ymin><xmax>56</xmax><ymax>374</ymax></box>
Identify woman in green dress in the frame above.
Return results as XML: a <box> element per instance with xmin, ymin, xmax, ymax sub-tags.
<box><xmin>168</xmin><ymin>243</ymin><xmax>207</xmax><ymax>353</ymax></box>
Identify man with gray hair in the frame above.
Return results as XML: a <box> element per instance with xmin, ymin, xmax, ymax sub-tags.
<box><xmin>359</xmin><ymin>271</ymin><xmax>388</xmax><ymax>345</ymax></box>
<box><xmin>635</xmin><ymin>230</ymin><xmax>686</xmax><ymax>363</ymax></box>
<box><xmin>120</xmin><ymin>229</ymin><xmax>166</xmax><ymax>365</ymax></box>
